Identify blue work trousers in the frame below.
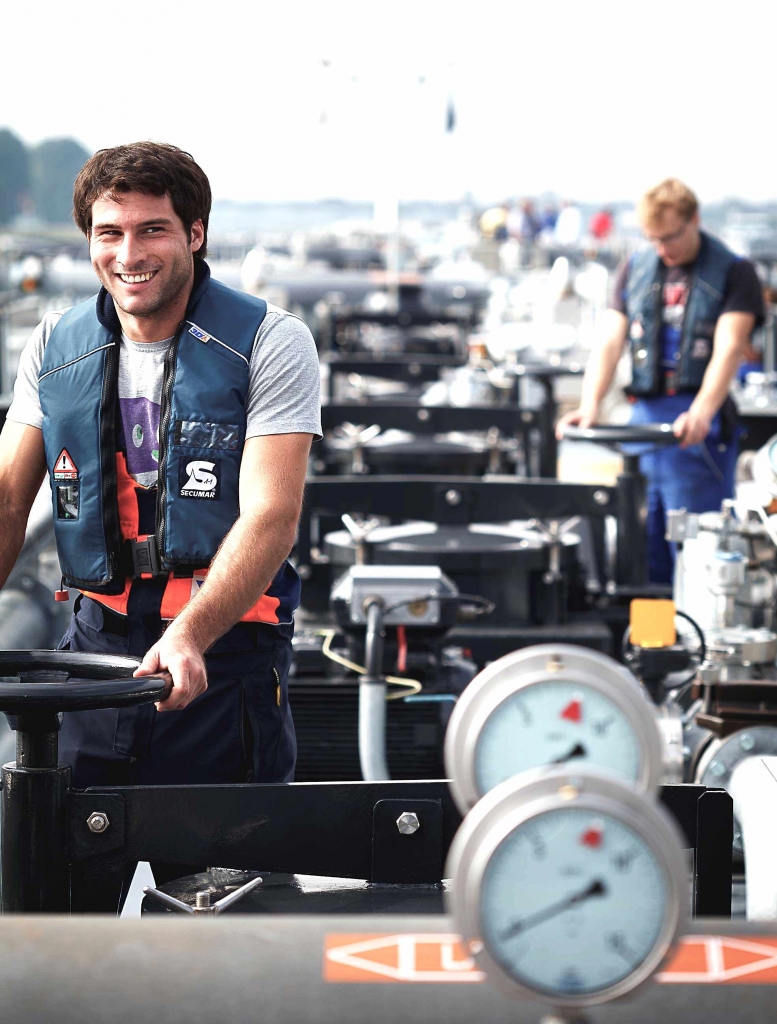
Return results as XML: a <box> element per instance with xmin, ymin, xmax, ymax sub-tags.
<box><xmin>639</xmin><ymin>440</ymin><xmax>737</xmax><ymax>585</ymax></box>
<box><xmin>58</xmin><ymin>595</ymin><xmax>295</xmax><ymax>788</ymax></box>
<box><xmin>56</xmin><ymin>593</ymin><xmax>296</xmax><ymax>896</ymax></box>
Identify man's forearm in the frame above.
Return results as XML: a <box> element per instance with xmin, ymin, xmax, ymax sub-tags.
<box><xmin>691</xmin><ymin>347</ymin><xmax>743</xmax><ymax>420</ymax></box>
<box><xmin>690</xmin><ymin>313</ymin><xmax>755</xmax><ymax>423</ymax></box>
<box><xmin>0</xmin><ymin>509</ymin><xmax>28</xmax><ymax>591</ymax></box>
<box><xmin>165</xmin><ymin>505</ymin><xmax>298</xmax><ymax>653</ymax></box>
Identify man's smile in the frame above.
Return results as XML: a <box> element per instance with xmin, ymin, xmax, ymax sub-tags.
<box><xmin>117</xmin><ymin>270</ymin><xmax>159</xmax><ymax>285</ymax></box>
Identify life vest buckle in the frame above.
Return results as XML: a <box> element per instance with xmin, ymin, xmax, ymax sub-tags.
<box><xmin>126</xmin><ymin>536</ymin><xmax>164</xmax><ymax>578</ymax></box>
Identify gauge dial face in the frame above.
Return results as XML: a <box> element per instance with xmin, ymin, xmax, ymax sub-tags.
<box><xmin>480</xmin><ymin>807</ymin><xmax>667</xmax><ymax>998</ymax></box>
<box><xmin>474</xmin><ymin>681</ymin><xmax>643</xmax><ymax>795</ymax></box>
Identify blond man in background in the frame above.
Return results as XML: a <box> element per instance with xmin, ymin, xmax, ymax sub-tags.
<box><xmin>558</xmin><ymin>179</ymin><xmax>764</xmax><ymax>583</ymax></box>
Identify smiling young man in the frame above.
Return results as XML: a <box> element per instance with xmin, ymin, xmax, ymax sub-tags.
<box><xmin>557</xmin><ymin>178</ymin><xmax>764</xmax><ymax>584</ymax></box>
<box><xmin>0</xmin><ymin>144</ymin><xmax>321</xmax><ymax>882</ymax></box>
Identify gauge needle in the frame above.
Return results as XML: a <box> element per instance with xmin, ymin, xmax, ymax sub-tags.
<box><xmin>551</xmin><ymin>742</ymin><xmax>587</xmax><ymax>764</ymax></box>
<box><xmin>500</xmin><ymin>879</ymin><xmax>607</xmax><ymax>940</ymax></box>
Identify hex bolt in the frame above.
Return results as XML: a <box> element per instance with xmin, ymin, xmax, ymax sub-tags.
<box><xmin>87</xmin><ymin>812</ymin><xmax>110</xmax><ymax>834</ymax></box>
<box><xmin>445</xmin><ymin>489</ymin><xmax>462</xmax><ymax>506</ymax></box>
<box><xmin>593</xmin><ymin>490</ymin><xmax>609</xmax><ymax>506</ymax></box>
<box><xmin>195</xmin><ymin>891</ymin><xmax>212</xmax><ymax>910</ymax></box>
<box><xmin>396</xmin><ymin>811</ymin><xmax>421</xmax><ymax>835</ymax></box>
<box><xmin>417</xmin><ymin>408</ymin><xmax>430</xmax><ymax>422</ymax></box>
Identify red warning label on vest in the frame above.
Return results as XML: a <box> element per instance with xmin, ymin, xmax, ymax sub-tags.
<box><xmin>53</xmin><ymin>449</ymin><xmax>78</xmax><ymax>481</ymax></box>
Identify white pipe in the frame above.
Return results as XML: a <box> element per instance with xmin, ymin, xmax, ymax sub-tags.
<box><xmin>729</xmin><ymin>756</ymin><xmax>777</xmax><ymax>919</ymax></box>
<box><xmin>358</xmin><ymin>681</ymin><xmax>390</xmax><ymax>781</ymax></box>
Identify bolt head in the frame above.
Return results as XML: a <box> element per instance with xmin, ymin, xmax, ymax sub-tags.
<box><xmin>445</xmin><ymin>489</ymin><xmax>462</xmax><ymax>506</ymax></box>
<box><xmin>396</xmin><ymin>811</ymin><xmax>421</xmax><ymax>835</ymax></box>
<box><xmin>593</xmin><ymin>489</ymin><xmax>609</xmax><ymax>506</ymax></box>
<box><xmin>87</xmin><ymin>812</ymin><xmax>109</xmax><ymax>834</ymax></box>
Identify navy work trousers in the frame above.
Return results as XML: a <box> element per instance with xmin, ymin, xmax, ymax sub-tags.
<box><xmin>56</xmin><ymin>593</ymin><xmax>296</xmax><ymax>895</ymax></box>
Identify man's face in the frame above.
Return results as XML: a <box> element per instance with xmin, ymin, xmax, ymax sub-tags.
<box><xmin>641</xmin><ymin>209</ymin><xmax>700</xmax><ymax>268</ymax></box>
<box><xmin>89</xmin><ymin>192</ymin><xmax>204</xmax><ymax>318</ymax></box>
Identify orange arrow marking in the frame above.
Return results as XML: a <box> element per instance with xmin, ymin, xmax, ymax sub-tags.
<box><xmin>324</xmin><ymin>934</ymin><xmax>485</xmax><ymax>983</ymax></box>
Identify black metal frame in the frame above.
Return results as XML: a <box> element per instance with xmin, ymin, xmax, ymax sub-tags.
<box><xmin>319</xmin><ymin>403</ymin><xmax>543</xmax><ymax>477</ymax></box>
<box><xmin>60</xmin><ymin>780</ymin><xmax>733</xmax><ymax>915</ymax></box>
<box><xmin>321</xmin><ymin>356</ymin><xmax>582</xmax><ymax>478</ymax></box>
<box><xmin>320</xmin><ymin>403</ymin><xmax>537</xmax><ymax>437</ymax></box>
<box><xmin>298</xmin><ymin>475</ymin><xmax>644</xmax><ymax>592</ymax></box>
<box><xmin>322</xmin><ymin>353</ymin><xmax>466</xmax><ymax>401</ymax></box>
<box><xmin>320</xmin><ymin>306</ymin><xmax>478</xmax><ymax>357</ymax></box>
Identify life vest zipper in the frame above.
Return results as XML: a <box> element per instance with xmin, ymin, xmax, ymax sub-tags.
<box><xmin>155</xmin><ymin>322</ymin><xmax>185</xmax><ymax>562</ymax></box>
<box><xmin>99</xmin><ymin>338</ymin><xmax>121</xmax><ymax>584</ymax></box>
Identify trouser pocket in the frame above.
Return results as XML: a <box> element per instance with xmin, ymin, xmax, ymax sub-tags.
<box><xmin>239</xmin><ymin>643</ymin><xmax>296</xmax><ymax>783</ymax></box>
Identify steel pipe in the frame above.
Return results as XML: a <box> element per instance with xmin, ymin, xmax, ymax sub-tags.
<box><xmin>0</xmin><ymin>915</ymin><xmax>772</xmax><ymax>1023</ymax></box>
<box><xmin>358</xmin><ymin>600</ymin><xmax>389</xmax><ymax>781</ymax></box>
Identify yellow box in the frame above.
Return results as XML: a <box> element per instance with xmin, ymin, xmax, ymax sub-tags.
<box><xmin>630</xmin><ymin>599</ymin><xmax>676</xmax><ymax>649</ymax></box>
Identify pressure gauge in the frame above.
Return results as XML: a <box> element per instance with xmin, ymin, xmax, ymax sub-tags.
<box><xmin>447</xmin><ymin>768</ymin><xmax>687</xmax><ymax>1009</ymax></box>
<box><xmin>445</xmin><ymin>645</ymin><xmax>663</xmax><ymax>812</ymax></box>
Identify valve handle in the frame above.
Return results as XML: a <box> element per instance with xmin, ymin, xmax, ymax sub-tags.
<box><xmin>561</xmin><ymin>423</ymin><xmax>678</xmax><ymax>448</ymax></box>
<box><xmin>143</xmin><ymin>875</ymin><xmax>263</xmax><ymax>915</ymax></box>
<box><xmin>0</xmin><ymin>651</ymin><xmax>170</xmax><ymax>714</ymax></box>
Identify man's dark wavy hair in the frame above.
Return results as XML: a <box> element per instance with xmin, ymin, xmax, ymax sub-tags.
<box><xmin>73</xmin><ymin>142</ymin><xmax>212</xmax><ymax>258</ymax></box>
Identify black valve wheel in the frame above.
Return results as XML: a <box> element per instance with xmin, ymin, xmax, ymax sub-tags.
<box><xmin>0</xmin><ymin>651</ymin><xmax>171</xmax><ymax>714</ymax></box>
<box><xmin>561</xmin><ymin>423</ymin><xmax>678</xmax><ymax>448</ymax></box>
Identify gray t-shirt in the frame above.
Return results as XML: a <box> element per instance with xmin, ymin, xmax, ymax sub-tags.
<box><xmin>8</xmin><ymin>301</ymin><xmax>322</xmax><ymax>486</ymax></box>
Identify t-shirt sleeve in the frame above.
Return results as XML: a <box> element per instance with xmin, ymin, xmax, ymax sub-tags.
<box><xmin>722</xmin><ymin>259</ymin><xmax>765</xmax><ymax>326</ymax></box>
<box><xmin>608</xmin><ymin>258</ymin><xmax>631</xmax><ymax>314</ymax></box>
<box><xmin>5</xmin><ymin>310</ymin><xmax>67</xmax><ymax>430</ymax></box>
<box><xmin>245</xmin><ymin>308</ymin><xmax>322</xmax><ymax>440</ymax></box>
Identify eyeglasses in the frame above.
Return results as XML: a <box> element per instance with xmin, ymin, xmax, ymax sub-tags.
<box><xmin>646</xmin><ymin>220</ymin><xmax>689</xmax><ymax>248</ymax></box>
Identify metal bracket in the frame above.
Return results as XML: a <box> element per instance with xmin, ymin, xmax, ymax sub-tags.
<box><xmin>68</xmin><ymin>792</ymin><xmax>126</xmax><ymax>858</ymax></box>
<box><xmin>694</xmin><ymin>787</ymin><xmax>734</xmax><ymax>918</ymax></box>
<box><xmin>371</xmin><ymin>798</ymin><xmax>443</xmax><ymax>884</ymax></box>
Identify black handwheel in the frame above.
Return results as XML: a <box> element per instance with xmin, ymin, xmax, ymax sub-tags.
<box><xmin>561</xmin><ymin>423</ymin><xmax>678</xmax><ymax>447</ymax></box>
<box><xmin>0</xmin><ymin>651</ymin><xmax>171</xmax><ymax>714</ymax></box>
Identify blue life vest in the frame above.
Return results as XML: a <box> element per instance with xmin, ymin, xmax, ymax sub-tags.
<box><xmin>38</xmin><ymin>263</ymin><xmax>281</xmax><ymax>598</ymax></box>
<box><xmin>625</xmin><ymin>231</ymin><xmax>739</xmax><ymax>396</ymax></box>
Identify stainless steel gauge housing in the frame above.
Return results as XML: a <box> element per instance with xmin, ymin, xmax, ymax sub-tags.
<box><xmin>445</xmin><ymin>644</ymin><xmax>663</xmax><ymax>812</ymax></box>
<box><xmin>446</xmin><ymin>767</ymin><xmax>688</xmax><ymax>1009</ymax></box>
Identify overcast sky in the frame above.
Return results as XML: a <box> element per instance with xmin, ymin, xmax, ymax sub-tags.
<box><xmin>2</xmin><ymin>0</ymin><xmax>774</xmax><ymax>205</ymax></box>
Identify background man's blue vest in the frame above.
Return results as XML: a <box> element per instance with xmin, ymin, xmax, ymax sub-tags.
<box><xmin>625</xmin><ymin>231</ymin><xmax>738</xmax><ymax>396</ymax></box>
<box><xmin>38</xmin><ymin>265</ymin><xmax>271</xmax><ymax>594</ymax></box>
